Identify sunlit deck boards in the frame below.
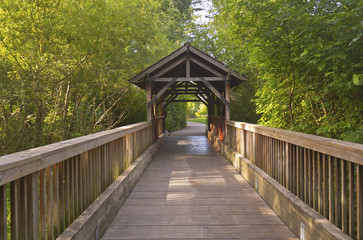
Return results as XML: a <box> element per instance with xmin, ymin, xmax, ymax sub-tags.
<box><xmin>102</xmin><ymin>123</ymin><xmax>297</xmax><ymax>239</ymax></box>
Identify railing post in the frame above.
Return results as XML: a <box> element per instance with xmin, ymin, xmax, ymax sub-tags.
<box><xmin>27</xmin><ymin>172</ymin><xmax>40</xmax><ymax>239</ymax></box>
<box><xmin>358</xmin><ymin>165</ymin><xmax>363</xmax><ymax>240</ymax></box>
<box><xmin>285</xmin><ymin>142</ymin><xmax>290</xmax><ymax>190</ymax></box>
<box><xmin>0</xmin><ymin>185</ymin><xmax>6</xmax><ymax>240</ymax></box>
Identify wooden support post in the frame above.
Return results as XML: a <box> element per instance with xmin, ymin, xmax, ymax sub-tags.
<box><xmin>349</xmin><ymin>162</ymin><xmax>356</xmax><ymax>238</ymax></box>
<box><xmin>40</xmin><ymin>169</ymin><xmax>47</xmax><ymax>239</ymax></box>
<box><xmin>225</xmin><ymin>80</ymin><xmax>230</xmax><ymax>121</ymax></box>
<box><xmin>186</xmin><ymin>56</ymin><xmax>190</xmax><ymax>78</ymax></box>
<box><xmin>341</xmin><ymin>160</ymin><xmax>348</xmax><ymax>234</ymax></box>
<box><xmin>0</xmin><ymin>185</ymin><xmax>6</xmax><ymax>240</ymax></box>
<box><xmin>358</xmin><ymin>165</ymin><xmax>363</xmax><ymax>240</ymax></box>
<box><xmin>146</xmin><ymin>80</ymin><xmax>152</xmax><ymax>121</ymax></box>
<box><xmin>46</xmin><ymin>167</ymin><xmax>53</xmax><ymax>239</ymax></box>
<box><xmin>27</xmin><ymin>172</ymin><xmax>40</xmax><ymax>239</ymax></box>
<box><xmin>329</xmin><ymin>156</ymin><xmax>334</xmax><ymax>223</ymax></box>
<box><xmin>10</xmin><ymin>180</ymin><xmax>20</xmax><ymax>240</ymax></box>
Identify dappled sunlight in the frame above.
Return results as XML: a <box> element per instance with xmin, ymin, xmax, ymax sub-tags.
<box><xmin>190</xmin><ymin>176</ymin><xmax>226</xmax><ymax>185</ymax></box>
<box><xmin>177</xmin><ymin>140</ymin><xmax>193</xmax><ymax>145</ymax></box>
<box><xmin>166</xmin><ymin>192</ymin><xmax>197</xmax><ymax>201</ymax></box>
<box><xmin>168</xmin><ymin>179</ymin><xmax>192</xmax><ymax>187</ymax></box>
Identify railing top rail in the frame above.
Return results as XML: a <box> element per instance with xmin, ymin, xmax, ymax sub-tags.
<box><xmin>227</xmin><ymin>120</ymin><xmax>363</xmax><ymax>165</ymax></box>
<box><xmin>0</xmin><ymin>121</ymin><xmax>151</xmax><ymax>185</ymax></box>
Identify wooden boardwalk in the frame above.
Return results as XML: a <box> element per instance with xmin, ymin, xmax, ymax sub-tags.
<box><xmin>102</xmin><ymin>123</ymin><xmax>297</xmax><ymax>239</ymax></box>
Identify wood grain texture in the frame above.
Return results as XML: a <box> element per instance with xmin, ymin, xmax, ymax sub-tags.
<box><xmin>227</xmin><ymin>120</ymin><xmax>363</xmax><ymax>164</ymax></box>
<box><xmin>217</xmin><ymin>135</ymin><xmax>352</xmax><ymax>240</ymax></box>
<box><xmin>0</xmin><ymin>185</ymin><xmax>6</xmax><ymax>240</ymax></box>
<box><xmin>102</xmin><ymin>132</ymin><xmax>297</xmax><ymax>240</ymax></box>
<box><xmin>0</xmin><ymin>122</ymin><xmax>152</xmax><ymax>186</ymax></box>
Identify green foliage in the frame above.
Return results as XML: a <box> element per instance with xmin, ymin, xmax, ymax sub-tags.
<box><xmin>211</xmin><ymin>0</ymin><xmax>363</xmax><ymax>142</ymax></box>
<box><xmin>0</xmin><ymin>0</ymin><xmax>188</xmax><ymax>155</ymax></box>
<box><xmin>166</xmin><ymin>102</ymin><xmax>187</xmax><ymax>132</ymax></box>
<box><xmin>188</xmin><ymin>11</ymin><xmax>261</xmax><ymax>124</ymax></box>
<box><xmin>187</xmin><ymin>117</ymin><xmax>207</xmax><ymax>125</ymax></box>
<box><xmin>196</xmin><ymin>104</ymin><xmax>208</xmax><ymax>117</ymax></box>
<box><xmin>187</xmin><ymin>102</ymin><xmax>200</xmax><ymax>118</ymax></box>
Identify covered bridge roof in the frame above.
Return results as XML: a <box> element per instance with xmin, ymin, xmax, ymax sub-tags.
<box><xmin>128</xmin><ymin>43</ymin><xmax>247</xmax><ymax>94</ymax></box>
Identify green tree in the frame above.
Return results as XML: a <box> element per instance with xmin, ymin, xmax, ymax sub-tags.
<box><xmin>166</xmin><ymin>101</ymin><xmax>187</xmax><ymax>132</ymax></box>
<box><xmin>0</xmin><ymin>0</ymin><xmax>185</xmax><ymax>155</ymax></box>
<box><xmin>211</xmin><ymin>0</ymin><xmax>362</xmax><ymax>142</ymax></box>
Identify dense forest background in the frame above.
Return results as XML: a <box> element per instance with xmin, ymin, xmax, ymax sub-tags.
<box><xmin>0</xmin><ymin>0</ymin><xmax>362</xmax><ymax>156</ymax></box>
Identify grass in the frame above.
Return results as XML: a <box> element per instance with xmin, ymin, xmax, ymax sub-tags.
<box><xmin>187</xmin><ymin>117</ymin><xmax>207</xmax><ymax>125</ymax></box>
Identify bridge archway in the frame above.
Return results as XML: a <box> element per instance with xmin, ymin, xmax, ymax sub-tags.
<box><xmin>129</xmin><ymin>43</ymin><xmax>247</xmax><ymax>139</ymax></box>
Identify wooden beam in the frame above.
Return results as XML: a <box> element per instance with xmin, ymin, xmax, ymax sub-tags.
<box><xmin>151</xmin><ymin>56</ymin><xmax>186</xmax><ymax>79</ymax></box>
<box><xmin>225</xmin><ymin>80</ymin><xmax>230</xmax><ymax>120</ymax></box>
<box><xmin>148</xmin><ymin>78</ymin><xmax>177</xmax><ymax>108</ymax></box>
<box><xmin>186</xmin><ymin>57</ymin><xmax>190</xmax><ymax>78</ymax></box>
<box><xmin>190</xmin><ymin>57</ymin><xmax>224</xmax><ymax>77</ymax></box>
<box><xmin>0</xmin><ymin>185</ymin><xmax>6</xmax><ymax>240</ymax></box>
<box><xmin>166</xmin><ymin>94</ymin><xmax>178</xmax><ymax>107</ymax></box>
<box><xmin>195</xmin><ymin>94</ymin><xmax>208</xmax><ymax>106</ymax></box>
<box><xmin>146</xmin><ymin>81</ymin><xmax>152</xmax><ymax>121</ymax></box>
<box><xmin>154</xmin><ymin>77</ymin><xmax>224</xmax><ymax>82</ymax></box>
<box><xmin>130</xmin><ymin>45</ymin><xmax>187</xmax><ymax>83</ymax></box>
<box><xmin>188</xmin><ymin>46</ymin><xmax>247</xmax><ymax>81</ymax></box>
<box><xmin>200</xmin><ymin>77</ymin><xmax>229</xmax><ymax>107</ymax></box>
<box><xmin>166</xmin><ymin>91</ymin><xmax>209</xmax><ymax>95</ymax></box>
<box><xmin>172</xmin><ymin>99</ymin><xmax>203</xmax><ymax>103</ymax></box>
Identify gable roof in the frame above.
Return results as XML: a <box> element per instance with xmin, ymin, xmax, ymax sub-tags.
<box><xmin>128</xmin><ymin>43</ymin><xmax>247</xmax><ymax>92</ymax></box>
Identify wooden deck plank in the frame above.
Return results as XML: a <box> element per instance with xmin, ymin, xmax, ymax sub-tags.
<box><xmin>101</xmin><ymin>124</ymin><xmax>297</xmax><ymax>239</ymax></box>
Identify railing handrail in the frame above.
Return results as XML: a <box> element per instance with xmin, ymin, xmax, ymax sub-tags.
<box><xmin>227</xmin><ymin>120</ymin><xmax>363</xmax><ymax>165</ymax></box>
<box><xmin>0</xmin><ymin>121</ymin><xmax>152</xmax><ymax>186</ymax></box>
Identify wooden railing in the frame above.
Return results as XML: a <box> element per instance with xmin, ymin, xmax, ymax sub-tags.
<box><xmin>0</xmin><ymin>122</ymin><xmax>154</xmax><ymax>240</ymax></box>
<box><xmin>223</xmin><ymin>120</ymin><xmax>363</xmax><ymax>240</ymax></box>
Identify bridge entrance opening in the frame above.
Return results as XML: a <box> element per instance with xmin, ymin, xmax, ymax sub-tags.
<box><xmin>128</xmin><ymin>43</ymin><xmax>247</xmax><ymax>139</ymax></box>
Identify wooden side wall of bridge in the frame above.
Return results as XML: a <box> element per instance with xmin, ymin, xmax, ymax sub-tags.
<box><xmin>209</xmin><ymin>117</ymin><xmax>363</xmax><ymax>240</ymax></box>
<box><xmin>0</xmin><ymin>121</ymin><xmax>164</xmax><ymax>240</ymax></box>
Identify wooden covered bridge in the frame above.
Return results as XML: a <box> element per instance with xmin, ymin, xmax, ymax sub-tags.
<box><xmin>0</xmin><ymin>43</ymin><xmax>362</xmax><ymax>240</ymax></box>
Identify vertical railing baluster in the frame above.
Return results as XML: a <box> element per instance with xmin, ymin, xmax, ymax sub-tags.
<box><xmin>292</xmin><ymin>145</ymin><xmax>296</xmax><ymax>195</ymax></box>
<box><xmin>285</xmin><ymin>142</ymin><xmax>290</xmax><ymax>191</ymax></box>
<box><xmin>304</xmin><ymin>148</ymin><xmax>308</xmax><ymax>202</ymax></box>
<box><xmin>313</xmin><ymin>152</ymin><xmax>318</xmax><ymax>210</ymax></box>
<box><xmin>53</xmin><ymin>164</ymin><xmax>59</xmax><ymax>237</ymax></box>
<box><xmin>357</xmin><ymin>165</ymin><xmax>363</xmax><ymax>240</ymax></box>
<box><xmin>46</xmin><ymin>167</ymin><xmax>53</xmax><ymax>239</ymax></box>
<box><xmin>335</xmin><ymin>158</ymin><xmax>342</xmax><ymax>228</ymax></box>
<box><xmin>65</xmin><ymin>160</ymin><xmax>70</xmax><ymax>228</ymax></box>
<box><xmin>318</xmin><ymin>153</ymin><xmax>323</xmax><ymax>214</ymax></box>
<box><xmin>341</xmin><ymin>160</ymin><xmax>348</xmax><ymax>234</ymax></box>
<box><xmin>10</xmin><ymin>179</ymin><xmax>20</xmax><ymax>240</ymax></box>
<box><xmin>349</xmin><ymin>162</ymin><xmax>356</xmax><ymax>239</ymax></box>
<box><xmin>70</xmin><ymin>158</ymin><xmax>75</xmax><ymax>222</ymax></box>
<box><xmin>329</xmin><ymin>156</ymin><xmax>335</xmax><ymax>223</ymax></box>
<box><xmin>323</xmin><ymin>155</ymin><xmax>329</xmax><ymax>218</ymax></box>
<box><xmin>299</xmin><ymin>147</ymin><xmax>304</xmax><ymax>200</ymax></box>
<box><xmin>27</xmin><ymin>173</ymin><xmax>39</xmax><ymax>239</ymax></box>
<box><xmin>0</xmin><ymin>184</ymin><xmax>7</xmax><ymax>240</ymax></box>
<box><xmin>40</xmin><ymin>170</ymin><xmax>47</xmax><ymax>240</ymax></box>
<box><xmin>19</xmin><ymin>178</ymin><xmax>27</xmax><ymax>239</ymax></box>
<box><xmin>59</xmin><ymin>162</ymin><xmax>65</xmax><ymax>233</ymax></box>
<box><xmin>308</xmin><ymin>150</ymin><xmax>314</xmax><ymax>207</ymax></box>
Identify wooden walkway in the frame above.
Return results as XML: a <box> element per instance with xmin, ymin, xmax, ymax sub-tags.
<box><xmin>102</xmin><ymin>122</ymin><xmax>298</xmax><ymax>239</ymax></box>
